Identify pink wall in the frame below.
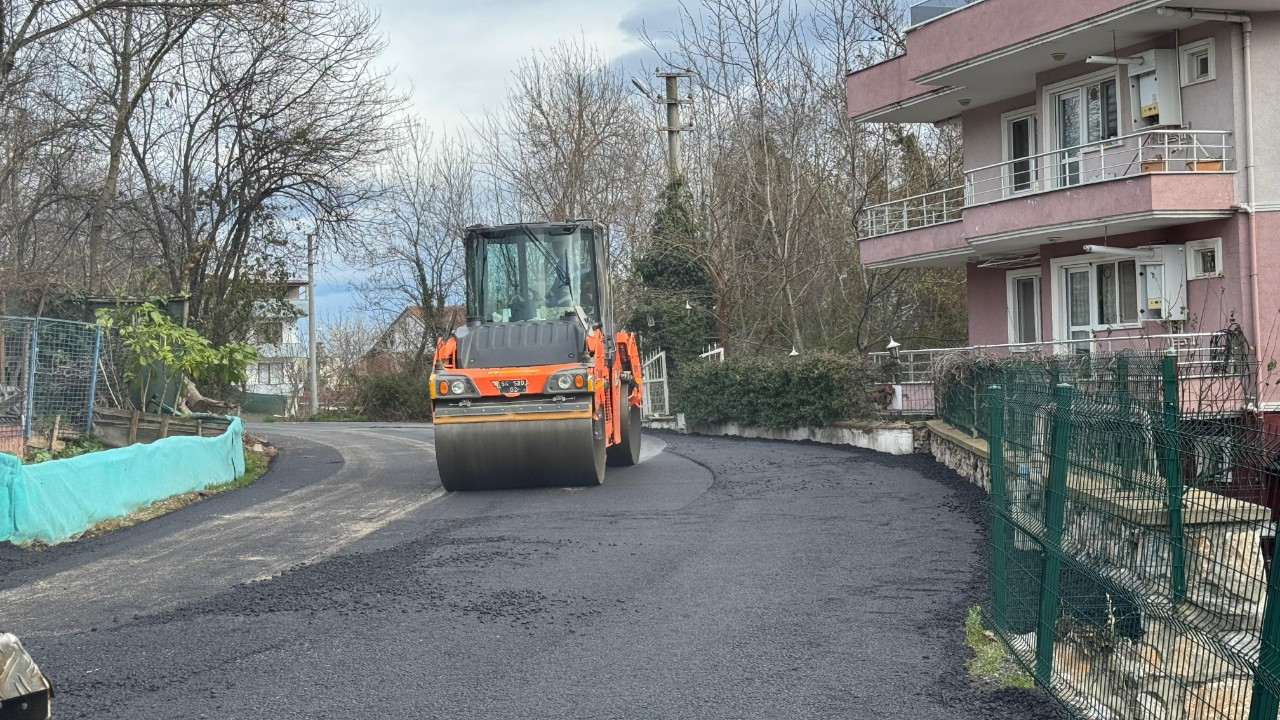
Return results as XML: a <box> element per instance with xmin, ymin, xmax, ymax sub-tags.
<box><xmin>965</xmin><ymin>173</ymin><xmax>1236</xmax><ymax>243</ymax></box>
<box><xmin>1251</xmin><ymin>13</ymin><xmax>1280</xmax><ymax>203</ymax></box>
<box><xmin>962</xmin><ymin>93</ymin><xmax>1036</xmax><ymax>173</ymax></box>
<box><xmin>846</xmin><ymin>0</ymin><xmax>1141</xmax><ymax>116</ymax></box>
<box><xmin>906</xmin><ymin>0</ymin><xmax>1138</xmax><ymax>81</ymax></box>
<box><xmin>859</xmin><ymin>220</ymin><xmax>967</xmax><ymax>267</ymax></box>
<box><xmin>845</xmin><ymin>56</ymin><xmax>925</xmax><ymax>119</ymax></box>
<box><xmin>1252</xmin><ymin>212</ymin><xmax>1280</xmax><ymax>392</ymax></box>
<box><xmin>966</xmin><ymin>264</ymin><xmax>1012</xmax><ymax>345</ymax></box>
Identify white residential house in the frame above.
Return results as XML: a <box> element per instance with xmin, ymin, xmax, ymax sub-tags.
<box><xmin>243</xmin><ymin>280</ymin><xmax>309</xmax><ymax>416</ymax></box>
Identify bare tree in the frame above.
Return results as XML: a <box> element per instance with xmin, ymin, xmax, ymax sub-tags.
<box><xmin>317</xmin><ymin>310</ymin><xmax>378</xmax><ymax>407</ymax></box>
<box><xmin>353</xmin><ymin>123</ymin><xmax>474</xmax><ymax>366</ymax></box>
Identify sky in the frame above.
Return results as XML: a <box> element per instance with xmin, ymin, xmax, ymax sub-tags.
<box><xmin>309</xmin><ymin>0</ymin><xmax>683</xmax><ymax>325</ymax></box>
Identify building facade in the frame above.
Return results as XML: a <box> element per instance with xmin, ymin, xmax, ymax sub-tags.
<box><xmin>849</xmin><ymin>0</ymin><xmax>1279</xmax><ymax>401</ymax></box>
<box><xmin>243</xmin><ymin>280</ymin><xmax>308</xmax><ymax>416</ymax></box>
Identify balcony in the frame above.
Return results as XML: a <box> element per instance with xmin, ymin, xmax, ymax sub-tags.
<box><xmin>857</xmin><ymin>130</ymin><xmax>1237</xmax><ymax>267</ymax></box>
<box><xmin>964</xmin><ymin>129</ymin><xmax>1234</xmax><ymax>208</ymax></box>
<box><xmin>872</xmin><ymin>332</ymin><xmax>1254</xmax><ymax>417</ymax></box>
<box><xmin>256</xmin><ymin>342</ymin><xmax>308</xmax><ymax>359</ymax></box>
<box><xmin>859</xmin><ymin>186</ymin><xmax>964</xmax><ymax>239</ymax></box>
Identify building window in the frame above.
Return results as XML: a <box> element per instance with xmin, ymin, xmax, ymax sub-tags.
<box><xmin>1049</xmin><ymin>70</ymin><xmax>1120</xmax><ymax>187</ymax></box>
<box><xmin>256</xmin><ymin>322</ymin><xmax>283</xmax><ymax>345</ymax></box>
<box><xmin>1002</xmin><ymin>108</ymin><xmax>1037</xmax><ymax>196</ymax></box>
<box><xmin>256</xmin><ymin>361</ymin><xmax>286</xmax><ymax>385</ymax></box>
<box><xmin>1186</xmin><ymin>238</ymin><xmax>1223</xmax><ymax>279</ymax></box>
<box><xmin>1058</xmin><ymin>257</ymin><xmax>1139</xmax><ymax>341</ymax></box>
<box><xmin>1006</xmin><ymin>269</ymin><xmax>1041</xmax><ymax>345</ymax></box>
<box><xmin>1180</xmin><ymin>38</ymin><xmax>1216</xmax><ymax>86</ymax></box>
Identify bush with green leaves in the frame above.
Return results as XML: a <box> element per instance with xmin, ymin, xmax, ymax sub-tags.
<box><xmin>355</xmin><ymin>371</ymin><xmax>433</xmax><ymax>422</ymax></box>
<box><xmin>96</xmin><ymin>303</ymin><xmax>258</xmax><ymax>410</ymax></box>
<box><xmin>672</xmin><ymin>353</ymin><xmax>890</xmax><ymax>430</ymax></box>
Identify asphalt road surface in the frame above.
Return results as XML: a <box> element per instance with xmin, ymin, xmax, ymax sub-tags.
<box><xmin>0</xmin><ymin>423</ymin><xmax>1060</xmax><ymax>719</ymax></box>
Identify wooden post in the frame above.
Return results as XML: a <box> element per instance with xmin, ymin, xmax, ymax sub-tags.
<box><xmin>128</xmin><ymin>410</ymin><xmax>140</xmax><ymax>445</ymax></box>
<box><xmin>159</xmin><ymin>415</ymin><xmax>171</xmax><ymax>440</ymax></box>
<box><xmin>48</xmin><ymin>414</ymin><xmax>60</xmax><ymax>451</ymax></box>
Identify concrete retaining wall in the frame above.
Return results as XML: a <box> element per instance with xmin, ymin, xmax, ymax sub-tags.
<box><xmin>645</xmin><ymin>416</ymin><xmax>916</xmax><ymax>456</ymax></box>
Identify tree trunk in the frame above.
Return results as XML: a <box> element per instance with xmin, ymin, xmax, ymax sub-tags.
<box><xmin>87</xmin><ymin>8</ymin><xmax>134</xmax><ymax>292</ymax></box>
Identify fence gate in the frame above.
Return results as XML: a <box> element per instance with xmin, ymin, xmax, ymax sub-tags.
<box><xmin>0</xmin><ymin>316</ymin><xmax>103</xmax><ymax>455</ymax></box>
<box><xmin>641</xmin><ymin>350</ymin><xmax>669</xmax><ymax>419</ymax></box>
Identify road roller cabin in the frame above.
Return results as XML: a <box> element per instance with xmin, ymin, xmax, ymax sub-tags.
<box><xmin>429</xmin><ymin>221</ymin><xmax>643</xmax><ymax>491</ymax></box>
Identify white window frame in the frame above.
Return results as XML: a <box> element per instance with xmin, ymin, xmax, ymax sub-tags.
<box><xmin>1186</xmin><ymin>238</ymin><xmax>1224</xmax><ymax>279</ymax></box>
<box><xmin>1042</xmin><ymin>67</ymin><xmax>1124</xmax><ymax>188</ymax></box>
<box><xmin>1006</xmin><ymin>268</ymin><xmax>1042</xmax><ymax>347</ymax></box>
<box><xmin>1180</xmin><ymin>38</ymin><xmax>1216</xmax><ymax>87</ymax></box>
<box><xmin>1049</xmin><ymin>253</ymin><xmax>1144</xmax><ymax>345</ymax></box>
<box><xmin>1001</xmin><ymin>107</ymin><xmax>1038</xmax><ymax>197</ymax></box>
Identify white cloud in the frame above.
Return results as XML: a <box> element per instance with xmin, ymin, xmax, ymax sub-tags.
<box><xmin>371</xmin><ymin>0</ymin><xmax>654</xmax><ymax>135</ymax></box>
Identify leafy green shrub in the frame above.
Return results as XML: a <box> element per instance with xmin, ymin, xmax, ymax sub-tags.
<box><xmin>355</xmin><ymin>371</ymin><xmax>433</xmax><ymax>422</ymax></box>
<box><xmin>672</xmin><ymin>353</ymin><xmax>890</xmax><ymax>430</ymax></box>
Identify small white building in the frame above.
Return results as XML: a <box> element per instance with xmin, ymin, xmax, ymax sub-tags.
<box><xmin>243</xmin><ymin>280</ymin><xmax>309</xmax><ymax>416</ymax></box>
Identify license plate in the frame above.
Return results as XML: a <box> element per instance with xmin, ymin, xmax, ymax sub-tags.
<box><xmin>496</xmin><ymin>379</ymin><xmax>527</xmax><ymax>394</ymax></box>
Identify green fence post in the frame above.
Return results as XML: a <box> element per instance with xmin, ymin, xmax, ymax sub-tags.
<box><xmin>1035</xmin><ymin>382</ymin><xmax>1073</xmax><ymax>688</ymax></box>
<box><xmin>1161</xmin><ymin>349</ymin><xmax>1186</xmax><ymax>603</ymax></box>
<box><xmin>1250</xmin><ymin>551</ymin><xmax>1280</xmax><ymax>720</ymax></box>
<box><xmin>988</xmin><ymin>385</ymin><xmax>1008</xmax><ymax>632</ymax></box>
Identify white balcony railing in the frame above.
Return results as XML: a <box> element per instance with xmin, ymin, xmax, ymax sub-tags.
<box><xmin>857</xmin><ymin>185</ymin><xmax>964</xmax><ymax>239</ymax></box>
<box><xmin>256</xmin><ymin>342</ymin><xmax>308</xmax><ymax>359</ymax></box>
<box><xmin>857</xmin><ymin>129</ymin><xmax>1234</xmax><ymax>240</ymax></box>
<box><xmin>964</xmin><ymin>129</ymin><xmax>1233</xmax><ymax>208</ymax></box>
<box><xmin>870</xmin><ymin>332</ymin><xmax>1249</xmax><ymax>384</ymax></box>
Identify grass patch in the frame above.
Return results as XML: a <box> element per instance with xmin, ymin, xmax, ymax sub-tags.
<box><xmin>965</xmin><ymin>605</ymin><xmax>1035</xmax><ymax>690</ymax></box>
<box><xmin>27</xmin><ymin>434</ymin><xmax>107</xmax><ymax>463</ymax></box>
<box><xmin>309</xmin><ymin>409</ymin><xmax>369</xmax><ymax>422</ymax></box>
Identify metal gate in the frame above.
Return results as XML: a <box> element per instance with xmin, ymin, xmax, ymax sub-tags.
<box><xmin>641</xmin><ymin>350</ymin><xmax>669</xmax><ymax>418</ymax></box>
<box><xmin>0</xmin><ymin>316</ymin><xmax>103</xmax><ymax>456</ymax></box>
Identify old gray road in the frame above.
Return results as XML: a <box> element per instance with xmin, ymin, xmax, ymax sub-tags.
<box><xmin>0</xmin><ymin>423</ymin><xmax>1056</xmax><ymax>719</ymax></box>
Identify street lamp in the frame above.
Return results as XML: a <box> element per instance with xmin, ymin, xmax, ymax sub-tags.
<box><xmin>886</xmin><ymin>336</ymin><xmax>902</xmax><ymax>361</ymax></box>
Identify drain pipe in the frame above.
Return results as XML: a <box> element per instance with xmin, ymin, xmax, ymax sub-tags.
<box><xmin>1158</xmin><ymin>7</ymin><xmax>1257</xmax><ymax>354</ymax></box>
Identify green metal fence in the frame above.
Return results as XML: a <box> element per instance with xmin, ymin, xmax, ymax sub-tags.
<box><xmin>944</xmin><ymin>350</ymin><xmax>1280</xmax><ymax>719</ymax></box>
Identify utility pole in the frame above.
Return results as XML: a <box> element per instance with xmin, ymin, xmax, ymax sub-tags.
<box><xmin>655</xmin><ymin>70</ymin><xmax>693</xmax><ymax>183</ymax></box>
<box><xmin>306</xmin><ymin>231</ymin><xmax>319</xmax><ymax>416</ymax></box>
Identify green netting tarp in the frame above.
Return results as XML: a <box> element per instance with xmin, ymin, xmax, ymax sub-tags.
<box><xmin>1</xmin><ymin>418</ymin><xmax>244</xmax><ymax>544</ymax></box>
<box><xmin>0</xmin><ymin>455</ymin><xmax>18</xmax><ymax>540</ymax></box>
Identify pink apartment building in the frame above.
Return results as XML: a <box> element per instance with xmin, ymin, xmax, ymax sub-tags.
<box><xmin>850</xmin><ymin>0</ymin><xmax>1280</xmax><ymax>403</ymax></box>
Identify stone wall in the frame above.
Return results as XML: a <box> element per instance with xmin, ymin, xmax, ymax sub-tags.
<box><xmin>926</xmin><ymin>422</ymin><xmax>1272</xmax><ymax>720</ymax></box>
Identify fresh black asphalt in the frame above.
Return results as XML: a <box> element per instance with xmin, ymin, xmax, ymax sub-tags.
<box><xmin>0</xmin><ymin>424</ymin><xmax>1060</xmax><ymax>718</ymax></box>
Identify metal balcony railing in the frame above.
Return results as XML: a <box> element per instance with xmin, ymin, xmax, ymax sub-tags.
<box><xmin>857</xmin><ymin>185</ymin><xmax>964</xmax><ymax>239</ymax></box>
<box><xmin>256</xmin><ymin>342</ymin><xmax>308</xmax><ymax>359</ymax></box>
<box><xmin>857</xmin><ymin>129</ymin><xmax>1233</xmax><ymax>240</ymax></box>
<box><xmin>964</xmin><ymin>129</ymin><xmax>1233</xmax><ymax>208</ymax></box>
<box><xmin>870</xmin><ymin>332</ymin><xmax>1250</xmax><ymax>384</ymax></box>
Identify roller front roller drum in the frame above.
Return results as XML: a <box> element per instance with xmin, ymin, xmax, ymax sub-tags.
<box><xmin>435</xmin><ymin>417</ymin><xmax>606</xmax><ymax>491</ymax></box>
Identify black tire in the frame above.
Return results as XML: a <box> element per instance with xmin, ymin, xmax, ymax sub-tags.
<box><xmin>607</xmin><ymin>390</ymin><xmax>643</xmax><ymax>467</ymax></box>
<box><xmin>581</xmin><ymin>414</ymin><xmax>607</xmax><ymax>485</ymax></box>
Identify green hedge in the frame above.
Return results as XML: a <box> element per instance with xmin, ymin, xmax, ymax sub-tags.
<box><xmin>355</xmin><ymin>371</ymin><xmax>433</xmax><ymax>422</ymax></box>
<box><xmin>672</xmin><ymin>353</ymin><xmax>890</xmax><ymax>430</ymax></box>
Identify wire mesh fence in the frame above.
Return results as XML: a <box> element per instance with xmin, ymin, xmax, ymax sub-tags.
<box><xmin>0</xmin><ymin>316</ymin><xmax>104</xmax><ymax>455</ymax></box>
<box><xmin>941</xmin><ymin>349</ymin><xmax>1280</xmax><ymax>719</ymax></box>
